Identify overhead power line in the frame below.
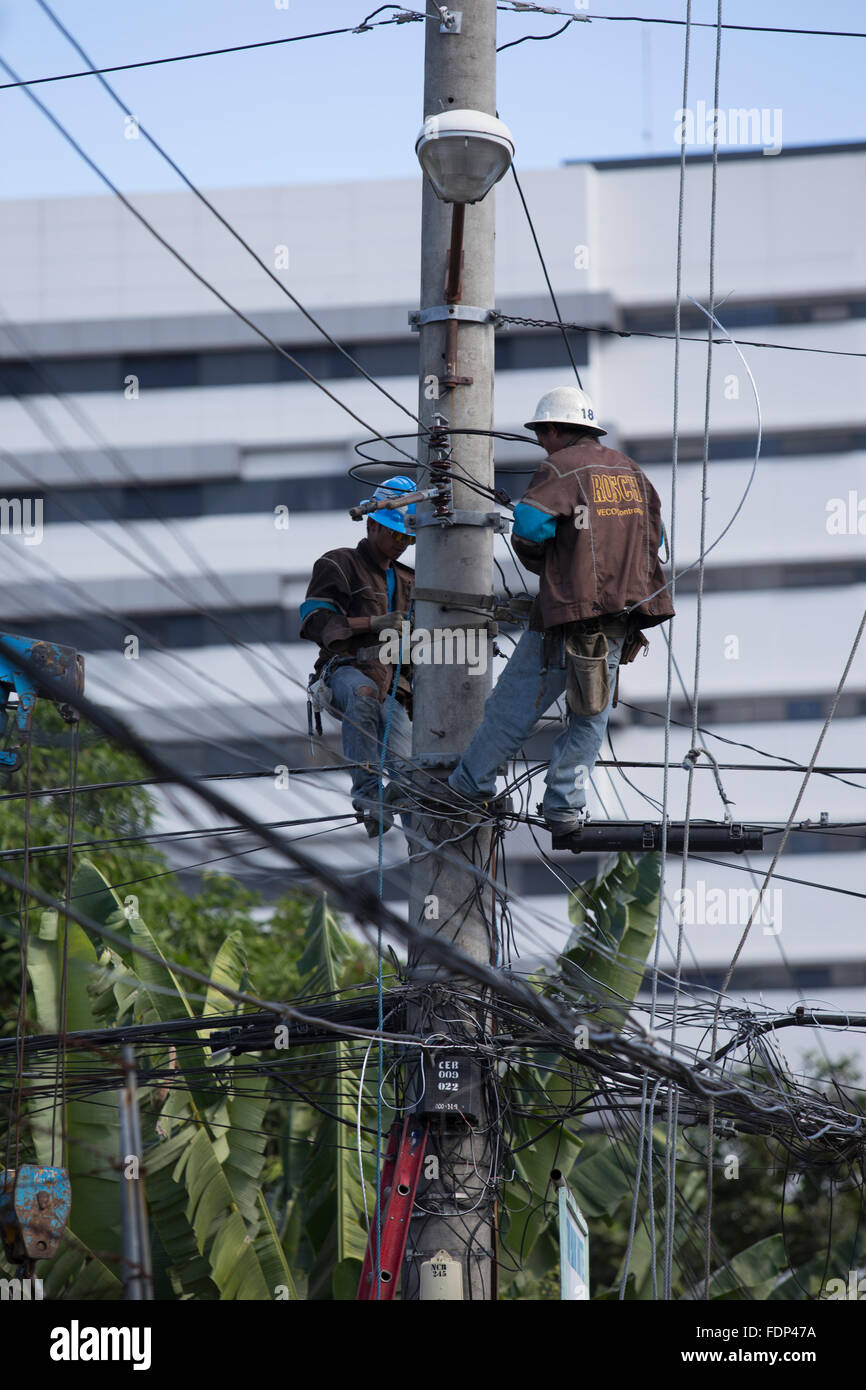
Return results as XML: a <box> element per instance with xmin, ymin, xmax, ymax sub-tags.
<box><xmin>497</xmin><ymin>17</ymin><xmax>573</xmax><ymax>51</ymax></box>
<box><xmin>496</xmin><ymin>312</ymin><xmax>866</xmax><ymax>361</ymax></box>
<box><xmin>0</xmin><ymin>10</ymin><xmax>426</xmax><ymax>91</ymax></box>
<box><xmin>0</xmin><ymin>812</ymin><xmax>359</xmax><ymax>862</ymax></box>
<box><xmin>508</xmin><ymin>166</ymin><xmax>583</xmax><ymax>386</ymax></box>
<box><xmin>0</xmin><ymin>49</ymin><xmax>419</xmax><ymax>467</ymax></box>
<box><xmin>687</xmin><ymin>855</ymin><xmax>866</xmax><ymax>904</ymax></box>
<box><xmin>0</xmin><ymin>809</ymin><xmax>861</xmax><ymax>865</ymax></box>
<box><xmin>1</xmin><ymin>754</ymin><xmax>864</xmax><ymax>807</ymax></box>
<box><xmin>496</xmin><ymin>4</ymin><xmax>866</xmax><ymax>42</ymax></box>
<box><xmin>4</xmin><ymin>3</ymin><xmax>862</xmax><ymax>92</ymax></box>
<box><xmin>33</xmin><ymin>0</ymin><xmax>425</xmax><ymax>436</ymax></box>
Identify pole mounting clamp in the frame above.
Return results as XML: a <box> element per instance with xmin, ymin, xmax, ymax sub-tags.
<box><xmin>409</xmin><ymin>305</ymin><xmax>497</xmax><ymax>330</ymax></box>
<box><xmin>413</xmin><ymin>587</ymin><xmax>495</xmax><ymax>609</ymax></box>
<box><xmin>438</xmin><ymin>8</ymin><xmax>462</xmax><ymax>33</ymax></box>
<box><xmin>413</xmin><ymin>510</ymin><xmax>510</xmax><ymax>533</ymax></box>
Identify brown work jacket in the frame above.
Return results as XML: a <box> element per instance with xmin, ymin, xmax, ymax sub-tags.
<box><xmin>512</xmin><ymin>437</ymin><xmax>675</xmax><ymax>632</ymax></box>
<box><xmin>300</xmin><ymin>536</ymin><xmax>414</xmax><ymax>702</ymax></box>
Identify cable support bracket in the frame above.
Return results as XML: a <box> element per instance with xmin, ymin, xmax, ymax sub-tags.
<box><xmin>413</xmin><ymin>509</ymin><xmax>509</xmax><ymax>533</ymax></box>
<box><xmin>412</xmin><ymin>754</ymin><xmax>460</xmax><ymax>770</ymax></box>
<box><xmin>439</xmin><ymin>8</ymin><xmax>462</xmax><ymax>32</ymax></box>
<box><xmin>412</xmin><ymin>588</ymin><xmax>501</xmax><ymax>633</ymax></box>
<box><xmin>409</xmin><ymin>304</ymin><xmax>498</xmax><ymax>330</ymax></box>
<box><xmin>413</xmin><ymin>586</ymin><xmax>494</xmax><ymax>609</ymax></box>
<box><xmin>438</xmin><ymin>616</ymin><xmax>498</xmax><ymax>634</ymax></box>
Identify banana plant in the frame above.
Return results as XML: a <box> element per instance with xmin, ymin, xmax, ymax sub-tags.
<box><xmin>497</xmin><ymin>853</ymin><xmax>846</xmax><ymax>1301</ymax></box>
<box><xmin>278</xmin><ymin>894</ymin><xmax>393</xmax><ymax>1300</ymax></box>
<box><xmin>499</xmin><ymin>852</ymin><xmax>662</xmax><ymax>1298</ymax></box>
<box><xmin>13</xmin><ymin>859</ymin><xmax>297</xmax><ymax>1300</ymax></box>
<box><xmin>24</xmin><ymin>900</ymin><xmax>125</xmax><ymax>1277</ymax></box>
<box><xmin>561</xmin><ymin>849</ymin><xmax>661</xmax><ymax>1027</ymax></box>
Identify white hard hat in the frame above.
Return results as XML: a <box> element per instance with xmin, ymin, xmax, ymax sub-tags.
<box><xmin>524</xmin><ymin>386</ymin><xmax>606</xmax><ymax>437</ymax></box>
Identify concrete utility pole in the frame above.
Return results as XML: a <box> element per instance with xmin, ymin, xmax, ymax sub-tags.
<box><xmin>403</xmin><ymin>1</ymin><xmax>501</xmax><ymax>1301</ymax></box>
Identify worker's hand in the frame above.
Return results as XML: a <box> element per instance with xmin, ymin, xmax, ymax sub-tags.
<box><xmin>370</xmin><ymin>611</ymin><xmax>408</xmax><ymax>633</ymax></box>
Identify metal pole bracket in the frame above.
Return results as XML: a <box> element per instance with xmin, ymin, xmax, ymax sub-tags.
<box><xmin>409</xmin><ymin>305</ymin><xmax>497</xmax><ymax>331</ymax></box>
<box><xmin>414</xmin><ymin>510</ymin><xmax>510</xmax><ymax>533</ymax></box>
<box><xmin>438</xmin><ymin>9</ymin><xmax>462</xmax><ymax>34</ymax></box>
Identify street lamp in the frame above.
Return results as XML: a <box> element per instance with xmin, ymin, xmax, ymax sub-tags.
<box><xmin>415</xmin><ymin>109</ymin><xmax>515</xmax><ymax>204</ymax></box>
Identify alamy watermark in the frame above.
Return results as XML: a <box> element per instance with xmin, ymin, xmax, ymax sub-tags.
<box><xmin>825</xmin><ymin>1269</ymin><xmax>866</xmax><ymax>1299</ymax></box>
<box><xmin>0</xmin><ymin>1276</ymin><xmax>43</xmax><ymax>1300</ymax></box>
<box><xmin>826</xmin><ymin>492</ymin><xmax>866</xmax><ymax>535</ymax></box>
<box><xmin>49</xmin><ymin>1321</ymin><xmax>151</xmax><ymax>1369</ymax></box>
<box><xmin>378</xmin><ymin>621</ymin><xmax>487</xmax><ymax>676</ymax></box>
<box><xmin>674</xmin><ymin>881</ymin><xmax>782</xmax><ymax>936</ymax></box>
<box><xmin>675</xmin><ymin>101</ymin><xmax>782</xmax><ymax>155</ymax></box>
<box><xmin>0</xmin><ymin>497</ymin><xmax>43</xmax><ymax>545</ymax></box>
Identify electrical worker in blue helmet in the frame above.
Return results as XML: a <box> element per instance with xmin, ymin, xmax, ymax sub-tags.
<box><xmin>300</xmin><ymin>476</ymin><xmax>416</xmax><ymax>837</ymax></box>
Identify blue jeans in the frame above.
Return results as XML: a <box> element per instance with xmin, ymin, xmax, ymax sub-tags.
<box><xmin>326</xmin><ymin>663</ymin><xmax>412</xmax><ymax>807</ymax></box>
<box><xmin>448</xmin><ymin>626</ymin><xmax>623</xmax><ymax>827</ymax></box>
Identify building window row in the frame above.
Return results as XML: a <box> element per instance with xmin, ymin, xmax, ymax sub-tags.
<box><xmin>0</xmin><ymin>329</ymin><xmax>587</xmax><ymax>398</ymax></box>
<box><xmin>621</xmin><ymin>294</ymin><xmax>866</xmax><ymax>335</ymax></box>
<box><xmin>4</xmin><ymin>612</ymin><xmax>863</xmax><ymax>733</ymax></box>
<box><xmin>6</xmin><ymin>420</ymin><xmax>866</xmax><ymax>525</ymax></box>
<box><xmin>626</xmin><ymin>426</ymin><xmax>866</xmax><ymax>464</ymax></box>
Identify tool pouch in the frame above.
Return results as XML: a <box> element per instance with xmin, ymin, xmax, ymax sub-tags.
<box><xmin>565</xmin><ymin>630</ymin><xmax>610</xmax><ymax>716</ymax></box>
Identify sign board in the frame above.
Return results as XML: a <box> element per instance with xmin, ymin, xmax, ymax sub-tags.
<box><xmin>420</xmin><ymin>1052</ymin><xmax>481</xmax><ymax>1122</ymax></box>
<box><xmin>558</xmin><ymin>1185</ymin><xmax>589</xmax><ymax>1300</ymax></box>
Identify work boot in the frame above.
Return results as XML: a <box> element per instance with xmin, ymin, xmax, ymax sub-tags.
<box><xmin>544</xmin><ymin>807</ymin><xmax>588</xmax><ymax>850</ymax></box>
<box><xmin>353</xmin><ymin>790</ymin><xmax>395</xmax><ymax>838</ymax></box>
<box><xmin>450</xmin><ymin>788</ymin><xmax>514</xmax><ymax>818</ymax></box>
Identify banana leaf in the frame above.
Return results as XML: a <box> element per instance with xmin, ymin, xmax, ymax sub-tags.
<box><xmin>561</xmin><ymin>852</ymin><xmax>660</xmax><ymax>1029</ymax></box>
<box><xmin>294</xmin><ymin>895</ymin><xmax>382</xmax><ymax>1299</ymax></box>
<box><xmin>26</xmin><ymin>906</ymin><xmax>122</xmax><ymax>1263</ymax></box>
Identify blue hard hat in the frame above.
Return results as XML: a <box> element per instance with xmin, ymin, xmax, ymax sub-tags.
<box><xmin>368</xmin><ymin>475</ymin><xmax>417</xmax><ymax>538</ymax></box>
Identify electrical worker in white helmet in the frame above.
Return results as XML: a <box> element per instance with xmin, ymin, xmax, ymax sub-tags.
<box><xmin>300</xmin><ymin>477</ymin><xmax>416</xmax><ymax>837</ymax></box>
<box><xmin>448</xmin><ymin>387</ymin><xmax>674</xmax><ymax>840</ymax></box>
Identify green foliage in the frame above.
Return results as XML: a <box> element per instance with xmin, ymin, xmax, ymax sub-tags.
<box><xmin>280</xmin><ymin>895</ymin><xmax>388</xmax><ymax>1301</ymax></box>
<box><xmin>701</xmin><ymin>1051</ymin><xmax>866</xmax><ymax>1300</ymax></box>
<box><xmin>562</xmin><ymin>850</ymin><xmax>661</xmax><ymax>1027</ymax></box>
<box><xmin>27</xmin><ymin>902</ymin><xmax>123</xmax><ymax>1262</ymax></box>
<box><xmin>0</xmin><ymin>708</ymin><xmax>313</xmax><ymax>1027</ymax></box>
<box><xmin>503</xmin><ymin>840</ymin><xmax>866</xmax><ymax>1301</ymax></box>
<box><xmin>38</xmin><ymin>1229</ymin><xmax>124</xmax><ymax>1301</ymax></box>
<box><xmin>0</xmin><ymin>712</ymin><xmax>160</xmax><ymax>1024</ymax></box>
<box><xmin>0</xmin><ymin>710</ymin><xmax>386</xmax><ymax>1300</ymax></box>
<box><xmin>500</xmin><ymin>853</ymin><xmax>662</xmax><ymax>1299</ymax></box>
<box><xmin>7</xmin><ymin>858</ymin><xmax>300</xmax><ymax>1300</ymax></box>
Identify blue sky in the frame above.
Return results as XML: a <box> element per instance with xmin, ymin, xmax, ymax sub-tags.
<box><xmin>0</xmin><ymin>0</ymin><xmax>864</xmax><ymax>198</ymax></box>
